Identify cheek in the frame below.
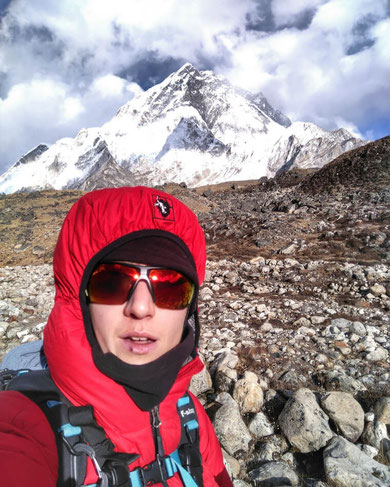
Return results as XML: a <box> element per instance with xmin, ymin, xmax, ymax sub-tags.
<box><xmin>89</xmin><ymin>304</ymin><xmax>120</xmax><ymax>345</ymax></box>
<box><xmin>89</xmin><ymin>304</ymin><xmax>105</xmax><ymax>332</ymax></box>
<box><xmin>90</xmin><ymin>304</ymin><xmax>123</xmax><ymax>323</ymax></box>
<box><xmin>161</xmin><ymin>309</ymin><xmax>187</xmax><ymax>344</ymax></box>
<box><xmin>89</xmin><ymin>305</ymin><xmax>105</xmax><ymax>345</ymax></box>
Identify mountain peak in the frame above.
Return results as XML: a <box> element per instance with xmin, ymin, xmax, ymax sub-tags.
<box><xmin>174</xmin><ymin>62</ymin><xmax>201</xmax><ymax>78</ymax></box>
<box><xmin>0</xmin><ymin>64</ymin><xmax>365</xmax><ymax>194</ymax></box>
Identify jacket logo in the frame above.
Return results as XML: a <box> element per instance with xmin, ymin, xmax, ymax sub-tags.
<box><xmin>152</xmin><ymin>195</ymin><xmax>175</xmax><ymax>221</ymax></box>
<box><xmin>180</xmin><ymin>407</ymin><xmax>195</xmax><ymax>418</ymax></box>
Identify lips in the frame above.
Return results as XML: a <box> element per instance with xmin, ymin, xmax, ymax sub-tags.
<box><xmin>120</xmin><ymin>332</ymin><xmax>157</xmax><ymax>355</ymax></box>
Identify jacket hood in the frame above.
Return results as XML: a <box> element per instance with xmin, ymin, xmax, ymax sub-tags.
<box><xmin>51</xmin><ymin>186</ymin><xmax>206</xmax><ymax>299</ymax></box>
<box><xmin>43</xmin><ymin>187</ymin><xmax>206</xmax><ymax>452</ymax></box>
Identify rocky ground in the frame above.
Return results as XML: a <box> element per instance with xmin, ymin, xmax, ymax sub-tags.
<box><xmin>0</xmin><ymin>136</ymin><xmax>389</xmax><ymax>486</ymax></box>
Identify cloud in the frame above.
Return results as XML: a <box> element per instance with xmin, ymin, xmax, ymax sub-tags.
<box><xmin>0</xmin><ymin>75</ymin><xmax>142</xmax><ymax>170</ymax></box>
<box><xmin>245</xmin><ymin>0</ymin><xmax>326</xmax><ymax>32</ymax></box>
<box><xmin>2</xmin><ymin>0</ymin><xmax>252</xmax><ymax>82</ymax></box>
<box><xmin>221</xmin><ymin>1</ymin><xmax>390</xmax><ymax>135</ymax></box>
<box><xmin>0</xmin><ymin>0</ymin><xmax>12</xmax><ymax>16</ymax></box>
<box><xmin>272</xmin><ymin>0</ymin><xmax>325</xmax><ymax>25</ymax></box>
<box><xmin>1</xmin><ymin>0</ymin><xmax>390</xmax><ymax>173</ymax></box>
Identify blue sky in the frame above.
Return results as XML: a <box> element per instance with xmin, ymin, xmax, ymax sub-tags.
<box><xmin>0</xmin><ymin>0</ymin><xmax>389</xmax><ymax>174</ymax></box>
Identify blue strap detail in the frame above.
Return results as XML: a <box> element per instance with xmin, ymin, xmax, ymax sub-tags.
<box><xmin>184</xmin><ymin>419</ymin><xmax>198</xmax><ymax>431</ymax></box>
<box><xmin>170</xmin><ymin>449</ymin><xmax>181</xmax><ymax>464</ymax></box>
<box><xmin>169</xmin><ymin>455</ymin><xmax>199</xmax><ymax>487</ymax></box>
<box><xmin>177</xmin><ymin>396</ymin><xmax>190</xmax><ymax>407</ymax></box>
<box><xmin>129</xmin><ymin>469</ymin><xmax>142</xmax><ymax>487</ymax></box>
<box><xmin>58</xmin><ymin>423</ymin><xmax>82</xmax><ymax>438</ymax></box>
<box><xmin>128</xmin><ymin>453</ymin><xmax>199</xmax><ymax>487</ymax></box>
<box><xmin>47</xmin><ymin>400</ymin><xmax>62</xmax><ymax>408</ymax></box>
<box><xmin>17</xmin><ymin>370</ymin><xmax>29</xmax><ymax>375</ymax></box>
<box><xmin>164</xmin><ymin>456</ymin><xmax>178</xmax><ymax>478</ymax></box>
<box><xmin>82</xmin><ymin>484</ymin><xmax>98</xmax><ymax>487</ymax></box>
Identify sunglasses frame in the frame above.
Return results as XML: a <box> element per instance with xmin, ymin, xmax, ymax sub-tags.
<box><xmin>87</xmin><ymin>262</ymin><xmax>194</xmax><ymax>309</ymax></box>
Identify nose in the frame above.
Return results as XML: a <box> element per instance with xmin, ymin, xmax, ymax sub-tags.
<box><xmin>123</xmin><ymin>280</ymin><xmax>155</xmax><ymax>319</ymax></box>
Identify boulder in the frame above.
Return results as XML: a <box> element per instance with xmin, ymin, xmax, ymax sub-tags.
<box><xmin>361</xmin><ymin>421</ymin><xmax>389</xmax><ymax>450</ymax></box>
<box><xmin>318</xmin><ymin>370</ymin><xmax>367</xmax><ymax>393</ymax></box>
<box><xmin>249</xmin><ymin>461</ymin><xmax>300</xmax><ymax>486</ymax></box>
<box><xmin>210</xmin><ymin>351</ymin><xmax>239</xmax><ymax>376</ymax></box>
<box><xmin>324</xmin><ymin>435</ymin><xmax>390</xmax><ymax>486</ymax></box>
<box><xmin>189</xmin><ymin>364</ymin><xmax>213</xmax><ymax>396</ymax></box>
<box><xmin>320</xmin><ymin>391</ymin><xmax>364</xmax><ymax>442</ymax></box>
<box><xmin>213</xmin><ymin>393</ymin><xmax>252</xmax><ymax>456</ymax></box>
<box><xmin>233</xmin><ymin>374</ymin><xmax>264</xmax><ymax>414</ymax></box>
<box><xmin>279</xmin><ymin>388</ymin><xmax>334</xmax><ymax>453</ymax></box>
<box><xmin>248</xmin><ymin>412</ymin><xmax>275</xmax><ymax>439</ymax></box>
<box><xmin>366</xmin><ymin>347</ymin><xmax>389</xmax><ymax>362</ymax></box>
<box><xmin>254</xmin><ymin>435</ymin><xmax>289</xmax><ymax>464</ymax></box>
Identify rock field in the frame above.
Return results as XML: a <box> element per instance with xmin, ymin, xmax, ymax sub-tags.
<box><xmin>0</xmin><ymin>137</ymin><xmax>390</xmax><ymax>486</ymax></box>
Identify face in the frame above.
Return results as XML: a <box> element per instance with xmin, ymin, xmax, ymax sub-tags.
<box><xmin>89</xmin><ymin>279</ymin><xmax>188</xmax><ymax>366</ymax></box>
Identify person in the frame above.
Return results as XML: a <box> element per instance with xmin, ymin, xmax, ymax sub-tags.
<box><xmin>0</xmin><ymin>186</ymin><xmax>233</xmax><ymax>487</ymax></box>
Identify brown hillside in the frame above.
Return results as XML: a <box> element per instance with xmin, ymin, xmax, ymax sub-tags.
<box><xmin>301</xmin><ymin>135</ymin><xmax>390</xmax><ymax>192</ymax></box>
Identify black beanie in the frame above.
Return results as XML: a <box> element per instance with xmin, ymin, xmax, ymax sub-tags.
<box><xmin>101</xmin><ymin>235</ymin><xmax>199</xmax><ymax>287</ymax></box>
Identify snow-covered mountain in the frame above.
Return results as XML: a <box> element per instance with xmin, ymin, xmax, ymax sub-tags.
<box><xmin>267</xmin><ymin>123</ymin><xmax>364</xmax><ymax>175</ymax></box>
<box><xmin>0</xmin><ymin>64</ymin><xmax>365</xmax><ymax>193</ymax></box>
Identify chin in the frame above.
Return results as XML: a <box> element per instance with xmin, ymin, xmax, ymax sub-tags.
<box><xmin>120</xmin><ymin>353</ymin><xmax>158</xmax><ymax>366</ymax></box>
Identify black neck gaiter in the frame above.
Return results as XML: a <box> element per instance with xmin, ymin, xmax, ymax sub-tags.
<box><xmin>91</xmin><ymin>326</ymin><xmax>195</xmax><ymax>411</ymax></box>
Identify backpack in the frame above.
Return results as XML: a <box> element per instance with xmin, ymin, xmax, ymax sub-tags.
<box><xmin>0</xmin><ymin>368</ymin><xmax>204</xmax><ymax>487</ymax></box>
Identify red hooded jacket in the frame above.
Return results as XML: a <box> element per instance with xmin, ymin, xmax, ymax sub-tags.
<box><xmin>0</xmin><ymin>187</ymin><xmax>233</xmax><ymax>487</ymax></box>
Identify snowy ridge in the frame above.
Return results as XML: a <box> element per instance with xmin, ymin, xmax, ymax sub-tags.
<box><xmin>0</xmin><ymin>63</ymin><xmax>365</xmax><ymax>193</ymax></box>
<box><xmin>267</xmin><ymin>122</ymin><xmax>364</xmax><ymax>175</ymax></box>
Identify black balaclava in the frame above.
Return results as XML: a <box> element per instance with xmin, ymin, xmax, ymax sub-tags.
<box><xmin>83</xmin><ymin>231</ymin><xmax>200</xmax><ymax>411</ymax></box>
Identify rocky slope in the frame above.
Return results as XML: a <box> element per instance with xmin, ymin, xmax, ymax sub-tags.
<box><xmin>0</xmin><ymin>137</ymin><xmax>389</xmax><ymax>485</ymax></box>
<box><xmin>0</xmin><ymin>64</ymin><xmax>365</xmax><ymax>193</ymax></box>
<box><xmin>301</xmin><ymin>134</ymin><xmax>390</xmax><ymax>192</ymax></box>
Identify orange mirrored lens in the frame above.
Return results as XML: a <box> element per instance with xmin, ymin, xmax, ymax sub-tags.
<box><xmin>149</xmin><ymin>269</ymin><xmax>194</xmax><ymax>309</ymax></box>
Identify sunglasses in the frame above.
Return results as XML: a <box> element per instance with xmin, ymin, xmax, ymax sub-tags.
<box><xmin>87</xmin><ymin>263</ymin><xmax>194</xmax><ymax>310</ymax></box>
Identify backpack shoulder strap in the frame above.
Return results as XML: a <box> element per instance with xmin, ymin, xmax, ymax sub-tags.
<box><xmin>4</xmin><ymin>369</ymin><xmax>88</xmax><ymax>487</ymax></box>
<box><xmin>175</xmin><ymin>392</ymin><xmax>204</xmax><ymax>487</ymax></box>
